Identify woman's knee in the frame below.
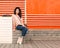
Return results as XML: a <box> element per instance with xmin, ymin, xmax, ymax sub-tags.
<box><xmin>22</xmin><ymin>27</ymin><xmax>28</xmax><ymax>36</ymax></box>
<box><xmin>25</xmin><ymin>27</ymin><xmax>28</xmax><ymax>31</ymax></box>
<box><xmin>23</xmin><ymin>27</ymin><xmax>28</xmax><ymax>31</ymax></box>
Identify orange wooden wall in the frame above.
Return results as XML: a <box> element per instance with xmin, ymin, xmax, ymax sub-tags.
<box><xmin>0</xmin><ymin>0</ymin><xmax>25</xmax><ymax>20</ymax></box>
<box><xmin>0</xmin><ymin>0</ymin><xmax>60</xmax><ymax>29</ymax></box>
<box><xmin>26</xmin><ymin>0</ymin><xmax>60</xmax><ymax>29</ymax></box>
<box><xmin>26</xmin><ymin>0</ymin><xmax>60</xmax><ymax>14</ymax></box>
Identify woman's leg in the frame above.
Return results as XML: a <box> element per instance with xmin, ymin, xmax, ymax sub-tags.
<box><xmin>21</xmin><ymin>27</ymin><xmax>28</xmax><ymax>36</ymax></box>
<box><xmin>16</xmin><ymin>25</ymin><xmax>28</xmax><ymax>36</ymax></box>
<box><xmin>16</xmin><ymin>25</ymin><xmax>28</xmax><ymax>44</ymax></box>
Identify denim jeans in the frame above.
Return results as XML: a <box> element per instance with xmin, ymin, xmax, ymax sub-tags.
<box><xmin>16</xmin><ymin>25</ymin><xmax>28</xmax><ymax>36</ymax></box>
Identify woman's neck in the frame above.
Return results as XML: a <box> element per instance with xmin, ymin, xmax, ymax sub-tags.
<box><xmin>16</xmin><ymin>14</ymin><xmax>18</xmax><ymax>16</ymax></box>
<box><xmin>15</xmin><ymin>14</ymin><xmax>21</xmax><ymax>19</ymax></box>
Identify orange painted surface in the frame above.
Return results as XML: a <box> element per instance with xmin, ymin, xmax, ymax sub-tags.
<box><xmin>0</xmin><ymin>0</ymin><xmax>25</xmax><ymax>1</ymax></box>
<box><xmin>46</xmin><ymin>0</ymin><xmax>60</xmax><ymax>14</ymax></box>
<box><xmin>26</xmin><ymin>0</ymin><xmax>60</xmax><ymax>29</ymax></box>
<box><xmin>0</xmin><ymin>0</ymin><xmax>60</xmax><ymax>29</ymax></box>
<box><xmin>0</xmin><ymin>1</ymin><xmax>25</xmax><ymax>29</ymax></box>
<box><xmin>28</xmin><ymin>26</ymin><xmax>60</xmax><ymax>29</ymax></box>
<box><xmin>0</xmin><ymin>1</ymin><xmax>25</xmax><ymax>16</ymax></box>
<box><xmin>27</xmin><ymin>15</ymin><xmax>60</xmax><ymax>29</ymax></box>
<box><xmin>26</xmin><ymin>0</ymin><xmax>60</xmax><ymax>14</ymax></box>
<box><xmin>26</xmin><ymin>0</ymin><xmax>46</xmax><ymax>14</ymax></box>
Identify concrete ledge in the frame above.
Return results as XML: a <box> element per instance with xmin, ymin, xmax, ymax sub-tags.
<box><xmin>12</xmin><ymin>29</ymin><xmax>60</xmax><ymax>44</ymax></box>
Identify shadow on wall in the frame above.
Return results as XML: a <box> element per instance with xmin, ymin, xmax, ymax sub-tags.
<box><xmin>2</xmin><ymin>14</ymin><xmax>12</xmax><ymax>17</ymax></box>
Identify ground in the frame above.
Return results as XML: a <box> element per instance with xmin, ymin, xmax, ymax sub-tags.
<box><xmin>0</xmin><ymin>40</ymin><xmax>60</xmax><ymax>48</ymax></box>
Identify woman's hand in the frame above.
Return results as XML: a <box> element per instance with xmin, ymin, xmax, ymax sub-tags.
<box><xmin>22</xmin><ymin>24</ymin><xmax>24</xmax><ymax>26</ymax></box>
<box><xmin>13</xmin><ymin>29</ymin><xmax>16</xmax><ymax>32</ymax></box>
<box><xmin>22</xmin><ymin>24</ymin><xmax>27</xmax><ymax>27</ymax></box>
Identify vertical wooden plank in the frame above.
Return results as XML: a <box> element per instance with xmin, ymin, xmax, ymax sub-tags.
<box><xmin>17</xmin><ymin>43</ymin><xmax>24</xmax><ymax>48</ymax></box>
<box><xmin>24</xmin><ymin>41</ymin><xmax>33</xmax><ymax>48</ymax></box>
<box><xmin>0</xmin><ymin>44</ymin><xmax>7</xmax><ymax>48</ymax></box>
<box><xmin>31</xmin><ymin>40</ymin><xmax>37</xmax><ymax>48</ymax></box>
<box><xmin>0</xmin><ymin>44</ymin><xmax>3</xmax><ymax>48</ymax></box>
<box><xmin>10</xmin><ymin>44</ymin><xmax>15</xmax><ymax>48</ymax></box>
<box><xmin>5</xmin><ymin>44</ymin><xmax>11</xmax><ymax>48</ymax></box>
<box><xmin>41</xmin><ymin>41</ymin><xmax>52</xmax><ymax>48</ymax></box>
<box><xmin>33</xmin><ymin>41</ymin><xmax>41</xmax><ymax>48</ymax></box>
<box><xmin>43</xmin><ymin>41</ymin><xmax>56</xmax><ymax>48</ymax></box>
<box><xmin>14</xmin><ymin>44</ymin><xmax>19</xmax><ymax>48</ymax></box>
<box><xmin>54</xmin><ymin>41</ymin><xmax>60</xmax><ymax>48</ymax></box>
<box><xmin>37</xmin><ymin>41</ymin><xmax>48</xmax><ymax>48</ymax></box>
<box><xmin>50</xmin><ymin>41</ymin><xmax>59</xmax><ymax>48</ymax></box>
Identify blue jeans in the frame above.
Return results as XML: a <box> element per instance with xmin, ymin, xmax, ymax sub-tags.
<box><xmin>16</xmin><ymin>25</ymin><xmax>28</xmax><ymax>36</ymax></box>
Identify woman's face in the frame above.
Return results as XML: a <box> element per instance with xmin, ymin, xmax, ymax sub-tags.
<box><xmin>16</xmin><ymin>9</ymin><xmax>19</xmax><ymax>14</ymax></box>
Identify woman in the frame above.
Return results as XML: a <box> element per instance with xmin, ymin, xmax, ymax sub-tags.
<box><xmin>12</xmin><ymin>7</ymin><xmax>28</xmax><ymax>44</ymax></box>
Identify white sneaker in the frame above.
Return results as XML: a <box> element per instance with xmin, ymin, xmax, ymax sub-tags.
<box><xmin>19</xmin><ymin>41</ymin><xmax>22</xmax><ymax>45</ymax></box>
<box><xmin>17</xmin><ymin>37</ymin><xmax>20</xmax><ymax>44</ymax></box>
<box><xmin>17</xmin><ymin>37</ymin><xmax>23</xmax><ymax>45</ymax></box>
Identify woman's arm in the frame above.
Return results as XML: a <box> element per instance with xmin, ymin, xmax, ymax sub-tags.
<box><xmin>20</xmin><ymin>18</ymin><xmax>25</xmax><ymax>26</ymax></box>
<box><xmin>20</xmin><ymin>18</ymin><xmax>27</xmax><ymax>27</ymax></box>
<box><xmin>12</xmin><ymin>14</ymin><xmax>16</xmax><ymax>31</ymax></box>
